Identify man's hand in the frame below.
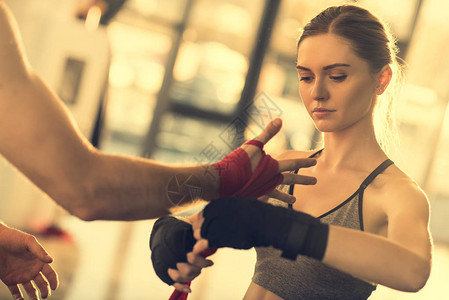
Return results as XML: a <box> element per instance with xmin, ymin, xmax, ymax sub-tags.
<box><xmin>213</xmin><ymin>118</ymin><xmax>317</xmax><ymax>203</ymax></box>
<box><xmin>242</xmin><ymin>118</ymin><xmax>316</xmax><ymax>203</ymax></box>
<box><xmin>0</xmin><ymin>223</ymin><xmax>58</xmax><ymax>300</ymax></box>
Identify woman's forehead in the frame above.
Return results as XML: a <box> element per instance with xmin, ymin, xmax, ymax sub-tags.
<box><xmin>297</xmin><ymin>33</ymin><xmax>360</xmax><ymax>68</ymax></box>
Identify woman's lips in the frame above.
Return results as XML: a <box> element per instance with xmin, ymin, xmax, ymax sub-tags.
<box><xmin>312</xmin><ymin>108</ymin><xmax>335</xmax><ymax>117</ymax></box>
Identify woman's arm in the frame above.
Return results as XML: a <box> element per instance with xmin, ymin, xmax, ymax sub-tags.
<box><xmin>190</xmin><ymin>184</ymin><xmax>432</xmax><ymax>293</ymax></box>
<box><xmin>323</xmin><ymin>181</ymin><xmax>432</xmax><ymax>292</ymax></box>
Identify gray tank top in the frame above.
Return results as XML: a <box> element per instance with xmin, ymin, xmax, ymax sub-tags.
<box><xmin>253</xmin><ymin>151</ymin><xmax>394</xmax><ymax>300</ymax></box>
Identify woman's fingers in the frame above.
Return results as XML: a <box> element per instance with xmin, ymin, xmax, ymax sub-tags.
<box><xmin>173</xmin><ymin>282</ymin><xmax>191</xmax><ymax>293</ymax></box>
<box><xmin>193</xmin><ymin>239</ymin><xmax>209</xmax><ymax>255</ymax></box>
<box><xmin>192</xmin><ymin>211</ymin><xmax>204</xmax><ymax>240</ymax></box>
<box><xmin>187</xmin><ymin>252</ymin><xmax>214</xmax><ymax>268</ymax></box>
<box><xmin>168</xmin><ymin>263</ymin><xmax>201</xmax><ymax>283</ymax></box>
<box><xmin>176</xmin><ymin>263</ymin><xmax>202</xmax><ymax>279</ymax></box>
<box><xmin>168</xmin><ymin>251</ymin><xmax>214</xmax><ymax>294</ymax></box>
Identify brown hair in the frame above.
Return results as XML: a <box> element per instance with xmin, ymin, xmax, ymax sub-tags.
<box><xmin>298</xmin><ymin>5</ymin><xmax>402</xmax><ymax>153</ymax></box>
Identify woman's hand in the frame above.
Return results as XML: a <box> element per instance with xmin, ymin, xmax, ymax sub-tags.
<box><xmin>191</xmin><ymin>211</ymin><xmax>205</xmax><ymax>242</ymax></box>
<box><xmin>0</xmin><ymin>223</ymin><xmax>58</xmax><ymax>300</ymax></box>
<box><xmin>166</xmin><ymin>213</ymin><xmax>213</xmax><ymax>293</ymax></box>
<box><xmin>167</xmin><ymin>250</ymin><xmax>214</xmax><ymax>293</ymax></box>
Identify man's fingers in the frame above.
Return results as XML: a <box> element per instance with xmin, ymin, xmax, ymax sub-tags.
<box><xmin>25</xmin><ymin>236</ymin><xmax>52</xmax><ymax>263</ymax></box>
<box><xmin>278</xmin><ymin>158</ymin><xmax>317</xmax><ymax>172</ymax></box>
<box><xmin>281</xmin><ymin>172</ymin><xmax>317</xmax><ymax>186</ymax></box>
<box><xmin>42</xmin><ymin>264</ymin><xmax>59</xmax><ymax>290</ymax></box>
<box><xmin>266</xmin><ymin>189</ymin><xmax>296</xmax><ymax>204</ymax></box>
<box><xmin>193</xmin><ymin>239</ymin><xmax>209</xmax><ymax>255</ymax></box>
<box><xmin>33</xmin><ymin>273</ymin><xmax>50</xmax><ymax>299</ymax></box>
<box><xmin>22</xmin><ymin>282</ymin><xmax>38</xmax><ymax>300</ymax></box>
<box><xmin>7</xmin><ymin>285</ymin><xmax>24</xmax><ymax>300</ymax></box>
<box><xmin>187</xmin><ymin>252</ymin><xmax>214</xmax><ymax>268</ymax></box>
<box><xmin>240</xmin><ymin>119</ymin><xmax>283</xmax><ymax>171</ymax></box>
<box><xmin>250</xmin><ymin>118</ymin><xmax>282</xmax><ymax>145</ymax></box>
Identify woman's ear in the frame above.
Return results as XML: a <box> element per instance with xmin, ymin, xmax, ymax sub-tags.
<box><xmin>375</xmin><ymin>65</ymin><xmax>392</xmax><ymax>95</ymax></box>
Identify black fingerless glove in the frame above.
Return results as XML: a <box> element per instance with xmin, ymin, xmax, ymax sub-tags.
<box><xmin>200</xmin><ymin>197</ymin><xmax>329</xmax><ymax>260</ymax></box>
<box><xmin>149</xmin><ymin>216</ymin><xmax>195</xmax><ymax>285</ymax></box>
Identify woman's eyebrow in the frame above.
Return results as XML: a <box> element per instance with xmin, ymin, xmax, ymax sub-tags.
<box><xmin>296</xmin><ymin>63</ymin><xmax>351</xmax><ymax>71</ymax></box>
<box><xmin>323</xmin><ymin>63</ymin><xmax>351</xmax><ymax>70</ymax></box>
<box><xmin>296</xmin><ymin>65</ymin><xmax>311</xmax><ymax>71</ymax></box>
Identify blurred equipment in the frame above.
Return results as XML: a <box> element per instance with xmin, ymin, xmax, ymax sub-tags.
<box><xmin>76</xmin><ymin>0</ymin><xmax>128</xmax><ymax>25</ymax></box>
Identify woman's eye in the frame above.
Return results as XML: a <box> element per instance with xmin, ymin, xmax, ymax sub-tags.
<box><xmin>330</xmin><ymin>75</ymin><xmax>347</xmax><ymax>82</ymax></box>
<box><xmin>300</xmin><ymin>76</ymin><xmax>313</xmax><ymax>82</ymax></box>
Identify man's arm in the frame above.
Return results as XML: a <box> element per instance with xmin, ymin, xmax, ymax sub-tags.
<box><xmin>0</xmin><ymin>2</ymin><xmax>316</xmax><ymax>221</ymax></box>
<box><xmin>0</xmin><ymin>66</ymin><xmax>216</xmax><ymax>220</ymax></box>
<box><xmin>0</xmin><ymin>2</ymin><xmax>188</xmax><ymax>220</ymax></box>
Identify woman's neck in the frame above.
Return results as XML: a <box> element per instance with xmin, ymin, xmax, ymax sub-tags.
<box><xmin>319</xmin><ymin>118</ymin><xmax>387</xmax><ymax>170</ymax></box>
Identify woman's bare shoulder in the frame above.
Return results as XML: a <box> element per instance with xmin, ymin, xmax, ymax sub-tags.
<box><xmin>276</xmin><ymin>149</ymin><xmax>321</xmax><ymax>160</ymax></box>
<box><xmin>376</xmin><ymin>165</ymin><xmax>429</xmax><ymax>214</ymax></box>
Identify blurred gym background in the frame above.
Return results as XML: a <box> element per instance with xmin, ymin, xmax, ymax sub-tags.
<box><xmin>0</xmin><ymin>0</ymin><xmax>448</xmax><ymax>299</ymax></box>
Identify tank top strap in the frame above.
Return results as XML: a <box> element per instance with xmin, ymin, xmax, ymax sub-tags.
<box><xmin>288</xmin><ymin>149</ymin><xmax>323</xmax><ymax>207</ymax></box>
<box><xmin>309</xmin><ymin>148</ymin><xmax>323</xmax><ymax>159</ymax></box>
<box><xmin>359</xmin><ymin>159</ymin><xmax>394</xmax><ymax>190</ymax></box>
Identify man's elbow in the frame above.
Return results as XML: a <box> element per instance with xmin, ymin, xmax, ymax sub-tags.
<box><xmin>50</xmin><ymin>182</ymin><xmax>101</xmax><ymax>221</ymax></box>
<box><xmin>60</xmin><ymin>193</ymin><xmax>100</xmax><ymax>221</ymax></box>
<box><xmin>69</xmin><ymin>205</ymin><xmax>99</xmax><ymax>221</ymax></box>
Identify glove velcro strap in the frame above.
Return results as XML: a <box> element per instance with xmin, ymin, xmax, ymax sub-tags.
<box><xmin>281</xmin><ymin>216</ymin><xmax>310</xmax><ymax>260</ymax></box>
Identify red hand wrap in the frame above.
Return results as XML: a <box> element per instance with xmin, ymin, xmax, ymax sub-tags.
<box><xmin>169</xmin><ymin>248</ymin><xmax>217</xmax><ymax>300</ymax></box>
<box><xmin>212</xmin><ymin>139</ymin><xmax>283</xmax><ymax>198</ymax></box>
<box><xmin>243</xmin><ymin>139</ymin><xmax>264</xmax><ymax>149</ymax></box>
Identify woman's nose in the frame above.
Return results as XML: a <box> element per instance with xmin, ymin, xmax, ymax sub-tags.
<box><xmin>311</xmin><ymin>78</ymin><xmax>329</xmax><ymax>101</ymax></box>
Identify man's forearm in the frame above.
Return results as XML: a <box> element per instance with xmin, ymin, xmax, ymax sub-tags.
<box><xmin>0</xmin><ymin>73</ymin><xmax>219</xmax><ymax>221</ymax></box>
<box><xmin>0</xmin><ymin>221</ymin><xmax>8</xmax><ymax>236</ymax></box>
<box><xmin>75</xmin><ymin>151</ymin><xmax>220</xmax><ymax>221</ymax></box>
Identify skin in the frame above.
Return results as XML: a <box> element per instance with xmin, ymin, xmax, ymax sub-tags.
<box><xmin>0</xmin><ymin>2</ymin><xmax>317</xmax><ymax>221</ymax></box>
<box><xmin>172</xmin><ymin>33</ymin><xmax>432</xmax><ymax>297</ymax></box>
<box><xmin>0</xmin><ymin>2</ymin><xmax>317</xmax><ymax>298</ymax></box>
<box><xmin>0</xmin><ymin>222</ymin><xmax>58</xmax><ymax>300</ymax></box>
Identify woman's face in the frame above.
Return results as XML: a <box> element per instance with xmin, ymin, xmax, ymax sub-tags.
<box><xmin>296</xmin><ymin>33</ymin><xmax>378</xmax><ymax>133</ymax></box>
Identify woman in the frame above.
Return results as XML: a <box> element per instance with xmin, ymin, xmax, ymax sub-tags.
<box><xmin>153</xmin><ymin>5</ymin><xmax>432</xmax><ymax>299</ymax></box>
